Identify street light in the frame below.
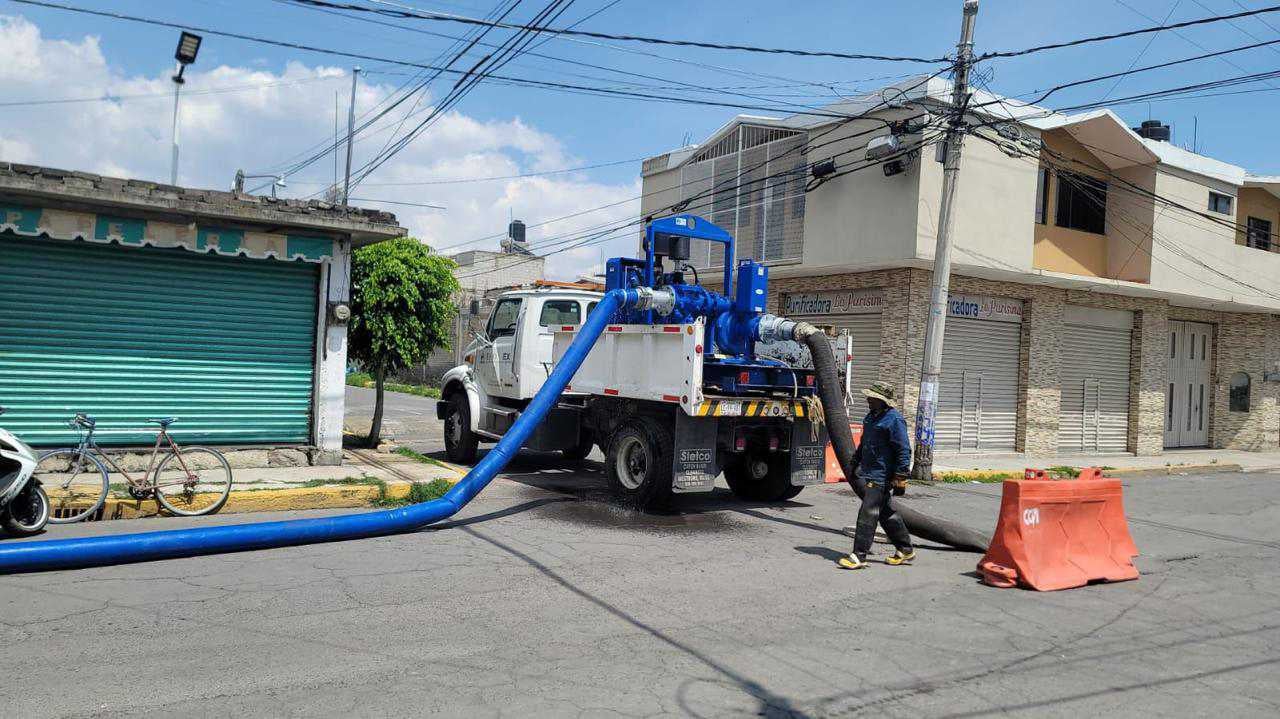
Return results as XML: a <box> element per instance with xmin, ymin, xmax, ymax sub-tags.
<box><xmin>169</xmin><ymin>31</ymin><xmax>202</xmax><ymax>186</ymax></box>
<box><xmin>233</xmin><ymin>170</ymin><xmax>287</xmax><ymax>198</ymax></box>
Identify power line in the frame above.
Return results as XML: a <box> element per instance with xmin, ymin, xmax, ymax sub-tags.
<box><xmin>980</xmin><ymin>2</ymin><xmax>1280</xmax><ymax>59</ymax></box>
<box><xmin>1100</xmin><ymin>1</ymin><xmax>1182</xmax><ymax>101</ymax></box>
<box><xmin>449</xmin><ymin>131</ymin><xmax>946</xmax><ymax>281</ymax></box>
<box><xmin>435</xmin><ymin>71</ymin><xmax>948</xmax><ymax>255</ymax></box>
<box><xmin>968</xmin><ymin>37</ymin><xmax>1280</xmax><ymax>113</ymax></box>
<box><xmin>277</xmin><ymin>0</ymin><xmax>871</xmax><ymax>118</ymax></box>
<box><xmin>0</xmin><ymin>73</ymin><xmax>345</xmax><ymax>108</ymax></box>
<box><xmin>970</xmin><ymin>130</ymin><xmax>1280</xmax><ymax>298</ymax></box>
<box><xmin>287</xmin><ymin>155</ymin><xmax>645</xmax><ymax>185</ymax></box>
<box><xmin>348</xmin><ymin>0</ymin><xmax>580</xmax><ymax>187</ymax></box>
<box><xmin>288</xmin><ymin>0</ymin><xmax>949</xmax><ymax>63</ymax></box>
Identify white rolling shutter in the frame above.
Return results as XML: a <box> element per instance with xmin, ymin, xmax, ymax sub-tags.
<box><xmin>1059</xmin><ymin>306</ymin><xmax>1133</xmax><ymax>453</ymax></box>
<box><xmin>934</xmin><ymin>317</ymin><xmax>1021</xmax><ymax>453</ymax></box>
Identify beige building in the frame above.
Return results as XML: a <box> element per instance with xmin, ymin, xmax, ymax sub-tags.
<box><xmin>641</xmin><ymin>77</ymin><xmax>1280</xmax><ymax>455</ymax></box>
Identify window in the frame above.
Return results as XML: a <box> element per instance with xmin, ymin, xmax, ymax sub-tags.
<box><xmin>486</xmin><ymin>298</ymin><xmax>522</xmax><ymax>338</ymax></box>
<box><xmin>1054</xmin><ymin>171</ymin><xmax>1107</xmax><ymax>234</ymax></box>
<box><xmin>586</xmin><ymin>301</ymin><xmax>599</xmax><ymax>317</ymax></box>
<box><xmin>1035</xmin><ymin>167</ymin><xmax>1050</xmax><ymax>224</ymax></box>
<box><xmin>1229</xmin><ymin>372</ymin><xmax>1251</xmax><ymax>412</ymax></box>
<box><xmin>1246</xmin><ymin>216</ymin><xmax>1272</xmax><ymax>251</ymax></box>
<box><xmin>1208</xmin><ymin>191</ymin><xmax>1234</xmax><ymax>215</ymax></box>
<box><xmin>538</xmin><ymin>300</ymin><xmax>581</xmax><ymax>327</ymax></box>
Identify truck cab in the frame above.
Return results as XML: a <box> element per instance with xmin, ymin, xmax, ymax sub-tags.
<box><xmin>439</xmin><ymin>288</ymin><xmax>602</xmax><ymax>462</ymax></box>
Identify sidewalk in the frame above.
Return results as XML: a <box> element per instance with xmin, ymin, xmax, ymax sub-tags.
<box><xmin>82</xmin><ymin>449</ymin><xmax>464</xmax><ymax>521</ymax></box>
<box><xmin>932</xmin><ymin>447</ymin><xmax>1280</xmax><ymax>478</ymax></box>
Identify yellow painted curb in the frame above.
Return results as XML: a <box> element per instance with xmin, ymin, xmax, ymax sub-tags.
<box><xmin>54</xmin><ymin>480</ymin><xmax>453</xmax><ymax>522</ymax></box>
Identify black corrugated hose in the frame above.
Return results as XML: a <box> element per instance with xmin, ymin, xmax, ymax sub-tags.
<box><xmin>797</xmin><ymin>322</ymin><xmax>991</xmax><ymax>553</ymax></box>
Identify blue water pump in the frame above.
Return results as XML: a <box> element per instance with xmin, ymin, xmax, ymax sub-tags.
<box><xmin>605</xmin><ymin>214</ymin><xmax>813</xmax><ymax>396</ymax></box>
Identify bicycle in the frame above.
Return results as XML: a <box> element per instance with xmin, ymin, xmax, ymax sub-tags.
<box><xmin>36</xmin><ymin>413</ymin><xmax>234</xmax><ymax>523</ymax></box>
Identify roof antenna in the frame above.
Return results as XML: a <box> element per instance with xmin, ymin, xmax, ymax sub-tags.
<box><xmin>1193</xmin><ymin>116</ymin><xmax>1198</xmax><ymax>153</ymax></box>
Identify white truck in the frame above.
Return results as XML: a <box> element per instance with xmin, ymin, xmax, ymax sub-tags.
<box><xmin>438</xmin><ymin>286</ymin><xmax>850</xmax><ymax>508</ymax></box>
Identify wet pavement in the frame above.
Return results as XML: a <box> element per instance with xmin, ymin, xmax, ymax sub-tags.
<box><xmin>2</xmin><ymin>461</ymin><xmax>1279</xmax><ymax>717</ymax></box>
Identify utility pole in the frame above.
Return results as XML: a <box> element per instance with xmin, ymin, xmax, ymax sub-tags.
<box><xmin>342</xmin><ymin>66</ymin><xmax>361</xmax><ymax>206</ymax></box>
<box><xmin>911</xmin><ymin>0</ymin><xmax>979</xmax><ymax>483</ymax></box>
<box><xmin>170</xmin><ymin>70</ymin><xmax>183</xmax><ymax>186</ymax></box>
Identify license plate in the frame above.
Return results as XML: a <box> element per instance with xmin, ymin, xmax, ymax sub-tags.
<box><xmin>719</xmin><ymin>401</ymin><xmax>742</xmax><ymax>416</ymax></box>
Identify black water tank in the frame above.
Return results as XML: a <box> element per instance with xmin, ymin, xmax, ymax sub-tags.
<box><xmin>508</xmin><ymin>219</ymin><xmax>526</xmax><ymax>245</ymax></box>
<box><xmin>1133</xmin><ymin>120</ymin><xmax>1171</xmax><ymax>142</ymax></box>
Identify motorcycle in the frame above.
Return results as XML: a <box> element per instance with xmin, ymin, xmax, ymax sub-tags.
<box><xmin>0</xmin><ymin>406</ymin><xmax>48</xmax><ymax>536</ymax></box>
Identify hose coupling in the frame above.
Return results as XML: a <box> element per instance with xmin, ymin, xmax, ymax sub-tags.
<box><xmin>633</xmin><ymin>286</ymin><xmax>676</xmax><ymax>315</ymax></box>
<box><xmin>756</xmin><ymin>314</ymin><xmax>798</xmax><ymax>343</ymax></box>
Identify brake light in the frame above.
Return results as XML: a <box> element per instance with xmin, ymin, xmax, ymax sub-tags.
<box><xmin>738</xmin><ymin>371</ymin><xmax>750</xmax><ymax>384</ymax></box>
<box><xmin>806</xmin><ymin>375</ymin><xmax>815</xmax><ymax>386</ymax></box>
<box><xmin>768</xmin><ymin>435</ymin><xmax>780</xmax><ymax>451</ymax></box>
<box><xmin>734</xmin><ymin>435</ymin><xmax>747</xmax><ymax>451</ymax></box>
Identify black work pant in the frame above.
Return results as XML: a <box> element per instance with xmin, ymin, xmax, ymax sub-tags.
<box><xmin>852</xmin><ymin>480</ymin><xmax>913</xmax><ymax>559</ymax></box>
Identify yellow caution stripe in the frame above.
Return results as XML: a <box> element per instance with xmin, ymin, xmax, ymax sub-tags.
<box><xmin>692</xmin><ymin>399</ymin><xmax>807</xmax><ymax>417</ymax></box>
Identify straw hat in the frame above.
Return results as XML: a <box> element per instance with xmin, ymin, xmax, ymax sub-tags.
<box><xmin>861</xmin><ymin>380</ymin><xmax>897</xmax><ymax>407</ymax></box>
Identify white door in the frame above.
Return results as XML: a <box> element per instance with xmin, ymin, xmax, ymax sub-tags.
<box><xmin>1059</xmin><ymin>306</ymin><xmax>1133</xmax><ymax>453</ymax></box>
<box><xmin>934</xmin><ymin>313</ymin><xmax>1022</xmax><ymax>453</ymax></box>
<box><xmin>481</xmin><ymin>296</ymin><xmax>522</xmax><ymax>393</ymax></box>
<box><xmin>1165</xmin><ymin>320</ymin><xmax>1213</xmax><ymax>447</ymax></box>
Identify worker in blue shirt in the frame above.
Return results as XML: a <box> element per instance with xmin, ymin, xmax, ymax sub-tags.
<box><xmin>838</xmin><ymin>380</ymin><xmax>916</xmax><ymax>570</ymax></box>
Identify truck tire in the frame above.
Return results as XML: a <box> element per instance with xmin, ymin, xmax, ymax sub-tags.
<box><xmin>605</xmin><ymin>418</ymin><xmax>673</xmax><ymax>510</ymax></box>
<box><xmin>724</xmin><ymin>453</ymin><xmax>802</xmax><ymax>503</ymax></box>
<box><xmin>562</xmin><ymin>429</ymin><xmax>595</xmax><ymax>461</ymax></box>
<box><xmin>442</xmin><ymin>392</ymin><xmax>479</xmax><ymax>465</ymax></box>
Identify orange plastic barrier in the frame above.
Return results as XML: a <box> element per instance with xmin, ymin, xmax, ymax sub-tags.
<box><xmin>977</xmin><ymin>467</ymin><xmax>1139</xmax><ymax>591</ymax></box>
<box><xmin>823</xmin><ymin>423</ymin><xmax>863</xmax><ymax>482</ymax></box>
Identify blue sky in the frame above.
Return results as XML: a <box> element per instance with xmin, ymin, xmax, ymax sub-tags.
<box><xmin>5</xmin><ymin>0</ymin><xmax>1280</xmax><ymax>273</ymax></box>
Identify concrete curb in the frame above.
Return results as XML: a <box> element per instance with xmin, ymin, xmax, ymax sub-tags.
<box><xmin>67</xmin><ymin>480</ymin><xmax>453</xmax><ymax>522</ymax></box>
<box><xmin>929</xmin><ymin>463</ymin><xmax>1245</xmax><ymax>483</ymax></box>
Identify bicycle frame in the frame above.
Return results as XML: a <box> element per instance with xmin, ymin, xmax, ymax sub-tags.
<box><xmin>73</xmin><ymin>424</ymin><xmax>196</xmax><ymax>491</ymax></box>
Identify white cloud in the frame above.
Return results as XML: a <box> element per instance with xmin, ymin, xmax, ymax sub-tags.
<box><xmin>0</xmin><ymin>14</ymin><xmax>640</xmax><ymax>280</ymax></box>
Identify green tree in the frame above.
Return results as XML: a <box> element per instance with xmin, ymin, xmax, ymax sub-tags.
<box><xmin>349</xmin><ymin>238</ymin><xmax>459</xmax><ymax>446</ymax></box>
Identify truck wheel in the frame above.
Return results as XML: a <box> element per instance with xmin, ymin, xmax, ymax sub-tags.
<box><xmin>605</xmin><ymin>418</ymin><xmax>673</xmax><ymax>510</ymax></box>
<box><xmin>562</xmin><ymin>430</ymin><xmax>595</xmax><ymax>461</ymax></box>
<box><xmin>442</xmin><ymin>393</ymin><xmax>479</xmax><ymax>464</ymax></box>
<box><xmin>725</xmin><ymin>453</ymin><xmax>800</xmax><ymax>502</ymax></box>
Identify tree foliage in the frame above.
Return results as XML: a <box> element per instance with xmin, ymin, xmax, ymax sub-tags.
<box><xmin>348</xmin><ymin>238</ymin><xmax>459</xmax><ymax>444</ymax></box>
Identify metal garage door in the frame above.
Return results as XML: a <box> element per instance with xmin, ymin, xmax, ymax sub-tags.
<box><xmin>934</xmin><ymin>295</ymin><xmax>1023</xmax><ymax>453</ymax></box>
<box><xmin>1059</xmin><ymin>306</ymin><xmax>1133</xmax><ymax>453</ymax></box>
<box><xmin>0</xmin><ymin>235</ymin><xmax>318</xmax><ymax>446</ymax></box>
<box><xmin>777</xmin><ymin>287</ymin><xmax>883</xmax><ymax>403</ymax></box>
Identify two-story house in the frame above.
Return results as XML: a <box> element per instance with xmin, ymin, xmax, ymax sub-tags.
<box><xmin>640</xmin><ymin>76</ymin><xmax>1280</xmax><ymax>456</ymax></box>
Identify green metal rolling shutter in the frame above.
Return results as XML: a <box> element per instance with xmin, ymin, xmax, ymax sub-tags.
<box><xmin>0</xmin><ymin>234</ymin><xmax>318</xmax><ymax>447</ymax></box>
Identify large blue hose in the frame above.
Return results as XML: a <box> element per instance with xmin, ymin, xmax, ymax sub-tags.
<box><xmin>0</xmin><ymin>289</ymin><xmax>636</xmax><ymax>574</ymax></box>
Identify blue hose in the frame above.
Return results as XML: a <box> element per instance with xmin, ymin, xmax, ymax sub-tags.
<box><xmin>0</xmin><ymin>290</ymin><xmax>635</xmax><ymax>573</ymax></box>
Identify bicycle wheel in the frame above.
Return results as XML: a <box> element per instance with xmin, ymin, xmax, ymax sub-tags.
<box><xmin>153</xmin><ymin>447</ymin><xmax>233</xmax><ymax>517</ymax></box>
<box><xmin>36</xmin><ymin>449</ymin><xmax>109</xmax><ymax>524</ymax></box>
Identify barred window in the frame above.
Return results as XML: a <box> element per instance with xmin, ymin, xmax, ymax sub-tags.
<box><xmin>676</xmin><ymin>125</ymin><xmax>807</xmax><ymax>270</ymax></box>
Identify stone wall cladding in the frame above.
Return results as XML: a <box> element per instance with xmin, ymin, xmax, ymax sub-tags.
<box><xmin>767</xmin><ymin>270</ymin><xmax>1212</xmax><ymax>456</ymax></box>
<box><xmin>1211</xmin><ymin>312</ymin><xmax>1280</xmax><ymax>450</ymax></box>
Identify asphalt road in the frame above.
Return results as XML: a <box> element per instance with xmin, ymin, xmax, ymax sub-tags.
<box><xmin>2</xmin><ymin>466</ymin><xmax>1278</xmax><ymax>717</ymax></box>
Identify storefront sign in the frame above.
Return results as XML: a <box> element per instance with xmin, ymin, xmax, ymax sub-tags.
<box><xmin>781</xmin><ymin>288</ymin><xmax>884</xmax><ymax>316</ymax></box>
<box><xmin>946</xmin><ymin>293</ymin><xmax>1023</xmax><ymax>323</ymax></box>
